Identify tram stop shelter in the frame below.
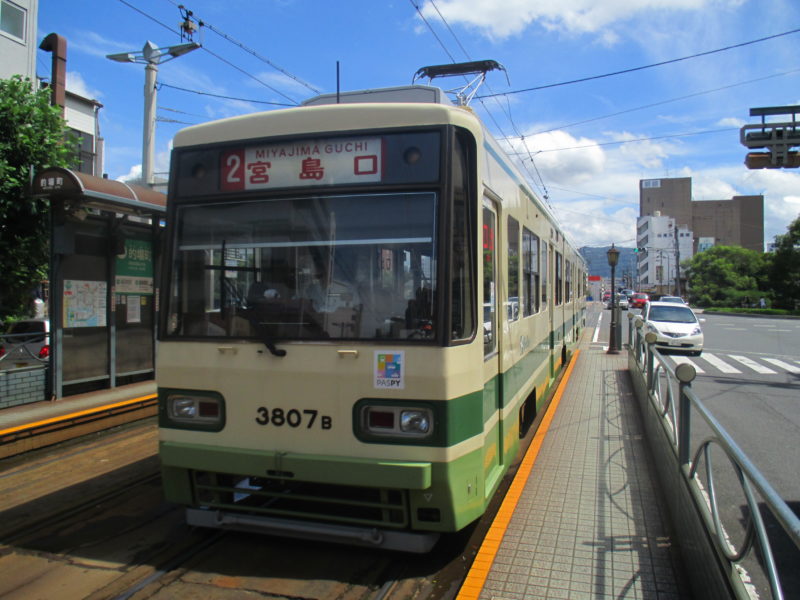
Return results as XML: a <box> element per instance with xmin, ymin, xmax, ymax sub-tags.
<box><xmin>30</xmin><ymin>167</ymin><xmax>165</xmax><ymax>401</ymax></box>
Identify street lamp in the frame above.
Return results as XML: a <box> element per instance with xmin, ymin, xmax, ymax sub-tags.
<box><xmin>606</xmin><ymin>244</ymin><xmax>620</xmax><ymax>353</ymax></box>
<box><xmin>107</xmin><ymin>41</ymin><xmax>199</xmax><ymax>187</ymax></box>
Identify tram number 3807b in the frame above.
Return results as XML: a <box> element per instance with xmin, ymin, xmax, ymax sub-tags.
<box><xmin>254</xmin><ymin>407</ymin><xmax>333</xmax><ymax>430</ymax></box>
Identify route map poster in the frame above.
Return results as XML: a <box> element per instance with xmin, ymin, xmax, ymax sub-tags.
<box><xmin>63</xmin><ymin>280</ymin><xmax>107</xmax><ymax>328</ymax></box>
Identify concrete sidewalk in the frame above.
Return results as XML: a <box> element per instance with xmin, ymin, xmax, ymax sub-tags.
<box><xmin>459</xmin><ymin>336</ymin><xmax>692</xmax><ymax>599</ymax></box>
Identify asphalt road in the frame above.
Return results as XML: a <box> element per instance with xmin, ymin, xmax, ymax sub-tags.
<box><xmin>663</xmin><ymin>311</ymin><xmax>800</xmax><ymax>504</ymax></box>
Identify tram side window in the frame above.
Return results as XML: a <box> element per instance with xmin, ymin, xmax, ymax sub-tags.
<box><xmin>450</xmin><ymin>131</ymin><xmax>476</xmax><ymax>342</ymax></box>
<box><xmin>555</xmin><ymin>251</ymin><xmax>563</xmax><ymax>305</ymax></box>
<box><xmin>541</xmin><ymin>243</ymin><xmax>548</xmax><ymax>309</ymax></box>
<box><xmin>565</xmin><ymin>259</ymin><xmax>571</xmax><ymax>302</ymax></box>
<box><xmin>522</xmin><ymin>227</ymin><xmax>539</xmax><ymax>316</ymax></box>
<box><xmin>507</xmin><ymin>216</ymin><xmax>519</xmax><ymax>322</ymax></box>
<box><xmin>483</xmin><ymin>206</ymin><xmax>496</xmax><ymax>355</ymax></box>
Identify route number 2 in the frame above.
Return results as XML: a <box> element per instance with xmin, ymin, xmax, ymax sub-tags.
<box><xmin>221</xmin><ymin>150</ymin><xmax>244</xmax><ymax>191</ymax></box>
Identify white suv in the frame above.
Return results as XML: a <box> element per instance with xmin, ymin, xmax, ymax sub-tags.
<box><xmin>641</xmin><ymin>302</ymin><xmax>704</xmax><ymax>356</ymax></box>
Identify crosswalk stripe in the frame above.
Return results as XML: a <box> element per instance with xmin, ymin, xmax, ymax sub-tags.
<box><xmin>728</xmin><ymin>355</ymin><xmax>778</xmax><ymax>374</ymax></box>
<box><xmin>671</xmin><ymin>355</ymin><xmax>704</xmax><ymax>373</ymax></box>
<box><xmin>761</xmin><ymin>358</ymin><xmax>800</xmax><ymax>374</ymax></box>
<box><xmin>699</xmin><ymin>352</ymin><xmax>741</xmax><ymax>374</ymax></box>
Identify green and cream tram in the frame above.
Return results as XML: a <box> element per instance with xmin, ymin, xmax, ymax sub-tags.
<box><xmin>158</xmin><ymin>82</ymin><xmax>586</xmax><ymax>552</ymax></box>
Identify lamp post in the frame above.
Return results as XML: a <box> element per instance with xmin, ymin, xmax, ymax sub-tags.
<box><xmin>606</xmin><ymin>244</ymin><xmax>620</xmax><ymax>353</ymax></box>
<box><xmin>107</xmin><ymin>41</ymin><xmax>199</xmax><ymax>187</ymax></box>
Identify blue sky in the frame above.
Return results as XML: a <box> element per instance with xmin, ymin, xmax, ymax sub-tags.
<box><xmin>36</xmin><ymin>0</ymin><xmax>800</xmax><ymax>248</ymax></box>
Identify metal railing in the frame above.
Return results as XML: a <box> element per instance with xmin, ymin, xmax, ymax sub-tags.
<box><xmin>627</xmin><ymin>312</ymin><xmax>800</xmax><ymax>600</ymax></box>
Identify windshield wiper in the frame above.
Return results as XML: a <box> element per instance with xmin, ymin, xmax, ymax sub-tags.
<box><xmin>261</xmin><ymin>337</ymin><xmax>287</xmax><ymax>357</ymax></box>
<box><xmin>245</xmin><ymin>317</ymin><xmax>287</xmax><ymax>357</ymax></box>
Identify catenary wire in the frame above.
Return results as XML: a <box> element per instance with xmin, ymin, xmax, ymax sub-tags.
<box><xmin>476</xmin><ymin>26</ymin><xmax>800</xmax><ymax>99</ymax></box>
<box><xmin>115</xmin><ymin>0</ymin><xmax>300</xmax><ymax>104</ymax></box>
<box><xmin>158</xmin><ymin>82</ymin><xmax>295</xmax><ymax>106</ymax></box>
<box><xmin>163</xmin><ymin>0</ymin><xmax>321</xmax><ymax>94</ymax></box>
<box><xmin>519</xmin><ymin>127</ymin><xmax>737</xmax><ymax>154</ymax></box>
<box><xmin>416</xmin><ymin>0</ymin><xmax>553</xmax><ymax>203</ymax></box>
<box><xmin>500</xmin><ymin>67</ymin><xmax>800</xmax><ymax>140</ymax></box>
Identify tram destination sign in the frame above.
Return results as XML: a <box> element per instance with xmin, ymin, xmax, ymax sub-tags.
<box><xmin>220</xmin><ymin>137</ymin><xmax>383</xmax><ymax>191</ymax></box>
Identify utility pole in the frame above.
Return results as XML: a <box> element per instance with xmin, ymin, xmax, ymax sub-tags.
<box><xmin>674</xmin><ymin>225</ymin><xmax>682</xmax><ymax>297</ymax></box>
<box><xmin>106</xmin><ymin>41</ymin><xmax>199</xmax><ymax>187</ymax></box>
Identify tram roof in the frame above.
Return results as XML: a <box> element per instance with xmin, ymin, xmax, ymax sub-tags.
<box><xmin>302</xmin><ymin>85</ymin><xmax>452</xmax><ymax>106</ymax></box>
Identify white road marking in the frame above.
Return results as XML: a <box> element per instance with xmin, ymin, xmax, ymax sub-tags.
<box><xmin>761</xmin><ymin>358</ymin><xmax>800</xmax><ymax>374</ymax></box>
<box><xmin>728</xmin><ymin>355</ymin><xmax>777</xmax><ymax>374</ymax></box>
<box><xmin>699</xmin><ymin>353</ymin><xmax>741</xmax><ymax>374</ymax></box>
<box><xmin>671</xmin><ymin>355</ymin><xmax>704</xmax><ymax>373</ymax></box>
<box><xmin>593</xmin><ymin>313</ymin><xmax>602</xmax><ymax>343</ymax></box>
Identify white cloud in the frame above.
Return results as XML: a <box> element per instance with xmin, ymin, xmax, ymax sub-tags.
<box><xmin>718</xmin><ymin>117</ymin><xmax>746</xmax><ymax>128</ymax></box>
<box><xmin>418</xmin><ymin>0</ymin><xmax>721</xmax><ymax>41</ymax></box>
<box><xmin>66</xmin><ymin>71</ymin><xmax>102</xmax><ymax>100</ymax></box>
<box><xmin>117</xmin><ymin>164</ymin><xmax>142</xmax><ymax>184</ymax></box>
<box><xmin>69</xmin><ymin>31</ymin><xmax>138</xmax><ymax>58</ymax></box>
<box><xmin>508</xmin><ymin>129</ymin><xmax>606</xmax><ymax>186</ymax></box>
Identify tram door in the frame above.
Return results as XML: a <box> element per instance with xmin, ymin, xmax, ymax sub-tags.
<box><xmin>481</xmin><ymin>199</ymin><xmax>504</xmax><ymax>495</ymax></box>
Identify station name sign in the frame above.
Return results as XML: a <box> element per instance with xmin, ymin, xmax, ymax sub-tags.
<box><xmin>220</xmin><ymin>136</ymin><xmax>383</xmax><ymax>191</ymax></box>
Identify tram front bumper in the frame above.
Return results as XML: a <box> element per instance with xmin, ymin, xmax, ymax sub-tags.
<box><xmin>159</xmin><ymin>441</ymin><xmax>432</xmax><ymax>489</ymax></box>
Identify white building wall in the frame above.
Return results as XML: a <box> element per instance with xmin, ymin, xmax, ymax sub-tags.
<box><xmin>0</xmin><ymin>0</ymin><xmax>38</xmax><ymax>80</ymax></box>
<box><xmin>636</xmin><ymin>213</ymin><xmax>694</xmax><ymax>293</ymax></box>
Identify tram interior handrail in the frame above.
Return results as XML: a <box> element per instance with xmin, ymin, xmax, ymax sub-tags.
<box><xmin>626</xmin><ymin>312</ymin><xmax>800</xmax><ymax>600</ymax></box>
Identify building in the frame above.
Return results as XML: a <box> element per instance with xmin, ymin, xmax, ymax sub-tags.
<box><xmin>636</xmin><ymin>212</ymin><xmax>693</xmax><ymax>294</ymax></box>
<box><xmin>639</xmin><ymin>177</ymin><xmax>764</xmax><ymax>253</ymax></box>
<box><xmin>0</xmin><ymin>0</ymin><xmax>38</xmax><ymax>80</ymax></box>
<box><xmin>691</xmin><ymin>195</ymin><xmax>764</xmax><ymax>253</ymax></box>
<box><xmin>64</xmin><ymin>90</ymin><xmax>104</xmax><ymax>176</ymax></box>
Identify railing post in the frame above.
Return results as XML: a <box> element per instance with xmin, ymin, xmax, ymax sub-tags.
<box><xmin>675</xmin><ymin>362</ymin><xmax>696</xmax><ymax>467</ymax></box>
<box><xmin>645</xmin><ymin>332</ymin><xmax>657</xmax><ymax>391</ymax></box>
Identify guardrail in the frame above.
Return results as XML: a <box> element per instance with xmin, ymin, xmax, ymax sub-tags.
<box><xmin>626</xmin><ymin>312</ymin><xmax>800</xmax><ymax>600</ymax></box>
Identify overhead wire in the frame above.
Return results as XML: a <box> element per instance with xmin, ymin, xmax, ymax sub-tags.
<box><xmin>115</xmin><ymin>0</ymin><xmax>300</xmax><ymax>104</ymax></box>
<box><xmin>499</xmin><ymin>67</ymin><xmax>800</xmax><ymax>140</ymax></box>
<box><xmin>164</xmin><ymin>0</ymin><xmax>320</xmax><ymax>95</ymax></box>
<box><xmin>476</xmin><ymin>26</ymin><xmax>800</xmax><ymax>99</ymax></box>
<box><xmin>414</xmin><ymin>0</ymin><xmax>553</xmax><ymax>204</ymax></box>
<box><xmin>157</xmin><ymin>82</ymin><xmax>295</xmax><ymax>106</ymax></box>
<box><xmin>519</xmin><ymin>127</ymin><xmax>738</xmax><ymax>155</ymax></box>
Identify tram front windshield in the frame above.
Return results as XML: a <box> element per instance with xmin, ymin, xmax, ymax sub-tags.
<box><xmin>167</xmin><ymin>192</ymin><xmax>437</xmax><ymax>341</ymax></box>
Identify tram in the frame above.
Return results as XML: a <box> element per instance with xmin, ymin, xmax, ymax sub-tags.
<box><xmin>158</xmin><ymin>65</ymin><xmax>587</xmax><ymax>552</ymax></box>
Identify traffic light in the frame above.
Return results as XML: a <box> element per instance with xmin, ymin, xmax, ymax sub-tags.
<box><xmin>744</xmin><ymin>151</ymin><xmax>800</xmax><ymax>169</ymax></box>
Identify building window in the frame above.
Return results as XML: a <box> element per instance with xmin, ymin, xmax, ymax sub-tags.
<box><xmin>642</xmin><ymin>179</ymin><xmax>661</xmax><ymax>189</ymax></box>
<box><xmin>70</xmin><ymin>128</ymin><xmax>95</xmax><ymax>175</ymax></box>
<box><xmin>0</xmin><ymin>1</ymin><xmax>25</xmax><ymax>40</ymax></box>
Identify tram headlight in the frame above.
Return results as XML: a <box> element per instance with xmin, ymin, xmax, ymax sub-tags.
<box><xmin>359</xmin><ymin>404</ymin><xmax>434</xmax><ymax>439</ymax></box>
<box><xmin>400</xmin><ymin>410</ymin><xmax>430</xmax><ymax>434</ymax></box>
<box><xmin>160</xmin><ymin>389</ymin><xmax>225</xmax><ymax>431</ymax></box>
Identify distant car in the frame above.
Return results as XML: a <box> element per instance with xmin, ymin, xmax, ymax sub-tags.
<box><xmin>658</xmin><ymin>296</ymin><xmax>687</xmax><ymax>304</ymax></box>
<box><xmin>602</xmin><ymin>291</ymin><xmax>611</xmax><ymax>303</ymax></box>
<box><xmin>630</xmin><ymin>292</ymin><xmax>649</xmax><ymax>309</ymax></box>
<box><xmin>0</xmin><ymin>319</ymin><xmax>50</xmax><ymax>370</ymax></box>
<box><xmin>606</xmin><ymin>293</ymin><xmax>629</xmax><ymax>310</ymax></box>
<box><xmin>641</xmin><ymin>301</ymin><xmax>704</xmax><ymax>356</ymax></box>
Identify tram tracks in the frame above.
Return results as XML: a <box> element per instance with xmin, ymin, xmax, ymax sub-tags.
<box><xmin>0</xmin><ymin>385</ymin><xmax>566</xmax><ymax>600</ymax></box>
<box><xmin>0</xmin><ymin>420</ymin><xmax>473</xmax><ymax>599</ymax></box>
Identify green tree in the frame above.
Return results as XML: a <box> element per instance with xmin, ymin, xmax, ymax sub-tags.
<box><xmin>768</xmin><ymin>214</ymin><xmax>800</xmax><ymax>310</ymax></box>
<box><xmin>685</xmin><ymin>245</ymin><xmax>767</xmax><ymax>308</ymax></box>
<box><xmin>0</xmin><ymin>75</ymin><xmax>76</xmax><ymax>320</ymax></box>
